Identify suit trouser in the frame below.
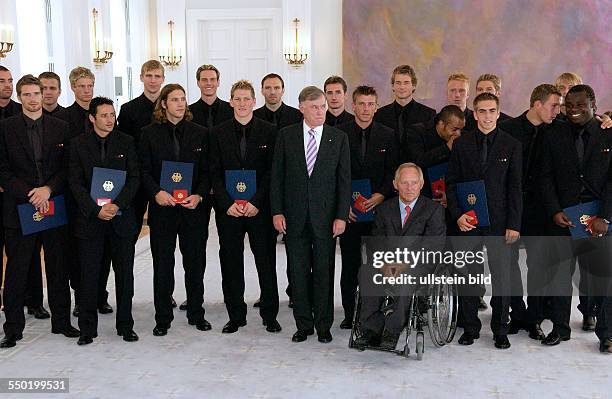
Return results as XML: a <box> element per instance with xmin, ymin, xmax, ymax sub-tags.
<box><xmin>459</xmin><ymin>235</ymin><xmax>512</xmax><ymax>336</ymax></box>
<box><xmin>286</xmin><ymin>222</ymin><xmax>335</xmax><ymax>332</ymax></box>
<box><xmin>339</xmin><ymin>221</ymin><xmax>372</xmax><ymax>320</ymax></box>
<box><xmin>3</xmin><ymin>227</ymin><xmax>70</xmax><ymax>336</ymax></box>
<box><xmin>594</xmin><ymin>296</ymin><xmax>612</xmax><ymax>341</ymax></box>
<box><xmin>24</xmin><ymin>252</ymin><xmax>43</xmax><ymax>308</ymax></box>
<box><xmin>77</xmin><ymin>225</ymin><xmax>135</xmax><ymax>336</ymax></box>
<box><xmin>150</xmin><ymin>218</ymin><xmax>206</xmax><ymax>326</ymax></box>
<box><xmin>216</xmin><ymin>211</ymin><xmax>279</xmax><ymax>322</ymax></box>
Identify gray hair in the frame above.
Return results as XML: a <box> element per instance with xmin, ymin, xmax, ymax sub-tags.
<box><xmin>394</xmin><ymin>162</ymin><xmax>424</xmax><ymax>182</ymax></box>
<box><xmin>298</xmin><ymin>86</ymin><xmax>325</xmax><ymax>103</ymax></box>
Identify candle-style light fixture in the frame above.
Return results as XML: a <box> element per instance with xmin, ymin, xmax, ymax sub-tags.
<box><xmin>159</xmin><ymin>20</ymin><xmax>182</xmax><ymax>69</ymax></box>
<box><xmin>92</xmin><ymin>8</ymin><xmax>113</xmax><ymax>66</ymax></box>
<box><xmin>284</xmin><ymin>18</ymin><xmax>308</xmax><ymax>67</ymax></box>
<box><xmin>0</xmin><ymin>25</ymin><xmax>15</xmax><ymax>61</ymax></box>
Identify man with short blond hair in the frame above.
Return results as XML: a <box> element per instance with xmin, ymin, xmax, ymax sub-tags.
<box><xmin>446</xmin><ymin>73</ymin><xmax>476</xmax><ymax>132</ymax></box>
<box><xmin>476</xmin><ymin>73</ymin><xmax>511</xmax><ymax>121</ymax></box>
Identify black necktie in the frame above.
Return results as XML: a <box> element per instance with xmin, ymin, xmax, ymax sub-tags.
<box><xmin>99</xmin><ymin>139</ymin><xmax>107</xmax><ymax>162</ymax></box>
<box><xmin>172</xmin><ymin>127</ymin><xmax>180</xmax><ymax>160</ymax></box>
<box><xmin>360</xmin><ymin>130</ymin><xmax>367</xmax><ymax>162</ymax></box>
<box><xmin>481</xmin><ymin>135</ymin><xmax>489</xmax><ymax>168</ymax></box>
<box><xmin>240</xmin><ymin>126</ymin><xmax>247</xmax><ymax>161</ymax></box>
<box><xmin>31</xmin><ymin>122</ymin><xmax>43</xmax><ymax>161</ymax></box>
<box><xmin>271</xmin><ymin>111</ymin><xmax>277</xmax><ymax>126</ymax></box>
<box><xmin>576</xmin><ymin>129</ymin><xmax>586</xmax><ymax>164</ymax></box>
<box><xmin>526</xmin><ymin>125</ymin><xmax>539</xmax><ymax>179</ymax></box>
<box><xmin>397</xmin><ymin>109</ymin><xmax>405</xmax><ymax>145</ymax></box>
<box><xmin>207</xmin><ymin>107</ymin><xmax>214</xmax><ymax>130</ymax></box>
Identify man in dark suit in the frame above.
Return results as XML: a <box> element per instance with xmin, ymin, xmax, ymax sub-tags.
<box><xmin>374</xmin><ymin>65</ymin><xmax>436</xmax><ymax>158</ymax></box>
<box><xmin>356</xmin><ymin>163</ymin><xmax>446</xmax><ymax>348</ymax></box>
<box><xmin>539</xmin><ymin>85</ymin><xmax>612</xmax><ymax>353</ymax></box>
<box><xmin>39</xmin><ymin>71</ymin><xmax>65</xmax><ymax>117</ymax></box>
<box><xmin>499</xmin><ymin>84</ymin><xmax>563</xmax><ymax>341</ymax></box>
<box><xmin>447</xmin><ymin>92</ymin><xmax>523</xmax><ymax>350</ymax></box>
<box><xmin>475</xmin><ymin>74</ymin><xmax>512</xmax><ymax>121</ymax></box>
<box><xmin>69</xmin><ymin>97</ymin><xmax>140</xmax><ymax>345</ymax></box>
<box><xmin>337</xmin><ymin>85</ymin><xmax>399</xmax><ymax>329</ymax></box>
<box><xmin>139</xmin><ymin>84</ymin><xmax>211</xmax><ymax>336</ymax></box>
<box><xmin>0</xmin><ymin>75</ymin><xmax>79</xmax><ymax>348</ymax></box>
<box><xmin>209</xmin><ymin>80</ymin><xmax>281</xmax><ymax>334</ymax></box>
<box><xmin>254</xmin><ymin>73</ymin><xmax>302</xmax><ymax>129</ymax></box>
<box><xmin>324</xmin><ymin>76</ymin><xmax>354</xmax><ymax>126</ymax></box>
<box><xmin>447</xmin><ymin>73</ymin><xmax>476</xmax><ymax>133</ymax></box>
<box><xmin>271</xmin><ymin>86</ymin><xmax>351</xmax><ymax>343</ymax></box>
<box><xmin>404</xmin><ymin>105</ymin><xmax>465</xmax><ymax>199</ymax></box>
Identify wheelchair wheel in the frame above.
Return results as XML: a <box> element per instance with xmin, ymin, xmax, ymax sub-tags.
<box><xmin>427</xmin><ymin>267</ymin><xmax>459</xmax><ymax>347</ymax></box>
<box><xmin>416</xmin><ymin>332</ymin><xmax>424</xmax><ymax>361</ymax></box>
<box><xmin>348</xmin><ymin>287</ymin><xmax>363</xmax><ymax>349</ymax></box>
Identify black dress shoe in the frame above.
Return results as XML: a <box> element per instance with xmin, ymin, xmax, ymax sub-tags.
<box><xmin>478</xmin><ymin>297</ymin><xmax>488</xmax><ymax>311</ymax></box>
<box><xmin>52</xmin><ymin>325</ymin><xmax>80</xmax><ymax>338</ymax></box>
<box><xmin>118</xmin><ymin>330</ymin><xmax>139</xmax><ymax>342</ymax></box>
<box><xmin>222</xmin><ymin>320</ymin><xmax>247</xmax><ymax>334</ymax></box>
<box><xmin>494</xmin><ymin>334</ymin><xmax>511</xmax><ymax>349</ymax></box>
<box><xmin>599</xmin><ymin>338</ymin><xmax>612</xmax><ymax>353</ymax></box>
<box><xmin>288</xmin><ymin>300</ymin><xmax>294</xmax><ymax>309</ymax></box>
<box><xmin>189</xmin><ymin>319</ymin><xmax>212</xmax><ymax>331</ymax></box>
<box><xmin>458</xmin><ymin>332</ymin><xmax>480</xmax><ymax>345</ymax></box>
<box><xmin>541</xmin><ymin>331</ymin><xmax>570</xmax><ymax>346</ymax></box>
<box><xmin>528</xmin><ymin>324</ymin><xmax>545</xmax><ymax>340</ymax></box>
<box><xmin>98</xmin><ymin>303</ymin><xmax>113</xmax><ymax>314</ymax></box>
<box><xmin>72</xmin><ymin>305</ymin><xmax>80</xmax><ymax>317</ymax></box>
<box><xmin>153</xmin><ymin>324</ymin><xmax>170</xmax><ymax>336</ymax></box>
<box><xmin>265</xmin><ymin>320</ymin><xmax>282</xmax><ymax>333</ymax></box>
<box><xmin>0</xmin><ymin>333</ymin><xmax>23</xmax><ymax>348</ymax></box>
<box><xmin>582</xmin><ymin>315</ymin><xmax>596</xmax><ymax>331</ymax></box>
<box><xmin>179</xmin><ymin>300</ymin><xmax>188</xmax><ymax>311</ymax></box>
<box><xmin>317</xmin><ymin>331</ymin><xmax>332</xmax><ymax>343</ymax></box>
<box><xmin>508</xmin><ymin>320</ymin><xmax>529</xmax><ymax>335</ymax></box>
<box><xmin>253</xmin><ymin>298</ymin><xmax>261</xmax><ymax>308</ymax></box>
<box><xmin>292</xmin><ymin>329</ymin><xmax>314</xmax><ymax>342</ymax></box>
<box><xmin>339</xmin><ymin>318</ymin><xmax>353</xmax><ymax>330</ymax></box>
<box><xmin>354</xmin><ymin>329</ymin><xmax>381</xmax><ymax>347</ymax></box>
<box><xmin>171</xmin><ymin>297</ymin><xmax>177</xmax><ymax>308</ymax></box>
<box><xmin>77</xmin><ymin>335</ymin><xmax>93</xmax><ymax>346</ymax></box>
<box><xmin>27</xmin><ymin>306</ymin><xmax>50</xmax><ymax>319</ymax></box>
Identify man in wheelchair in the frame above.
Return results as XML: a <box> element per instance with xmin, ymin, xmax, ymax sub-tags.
<box><xmin>355</xmin><ymin>163</ymin><xmax>446</xmax><ymax>350</ymax></box>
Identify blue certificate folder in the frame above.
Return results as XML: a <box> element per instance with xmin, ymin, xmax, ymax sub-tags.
<box><xmin>91</xmin><ymin>167</ymin><xmax>126</xmax><ymax>214</ymax></box>
<box><xmin>427</xmin><ymin>162</ymin><xmax>448</xmax><ymax>199</ymax></box>
<box><xmin>456</xmin><ymin>180</ymin><xmax>490</xmax><ymax>227</ymax></box>
<box><xmin>351</xmin><ymin>179</ymin><xmax>373</xmax><ymax>222</ymax></box>
<box><xmin>160</xmin><ymin>161</ymin><xmax>194</xmax><ymax>195</ymax></box>
<box><xmin>18</xmin><ymin>195</ymin><xmax>68</xmax><ymax>235</ymax></box>
<box><xmin>564</xmin><ymin>201</ymin><xmax>610</xmax><ymax>239</ymax></box>
<box><xmin>225</xmin><ymin>170</ymin><xmax>256</xmax><ymax>203</ymax></box>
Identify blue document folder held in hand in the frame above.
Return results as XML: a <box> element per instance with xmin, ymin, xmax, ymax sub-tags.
<box><xmin>456</xmin><ymin>180</ymin><xmax>490</xmax><ymax>227</ymax></box>
<box><xmin>225</xmin><ymin>170</ymin><xmax>256</xmax><ymax>205</ymax></box>
<box><xmin>18</xmin><ymin>195</ymin><xmax>68</xmax><ymax>235</ymax></box>
<box><xmin>91</xmin><ymin>167</ymin><xmax>126</xmax><ymax>214</ymax></box>
<box><xmin>564</xmin><ymin>201</ymin><xmax>610</xmax><ymax>239</ymax></box>
<box><xmin>351</xmin><ymin>179</ymin><xmax>373</xmax><ymax>222</ymax></box>
<box><xmin>160</xmin><ymin>161</ymin><xmax>194</xmax><ymax>203</ymax></box>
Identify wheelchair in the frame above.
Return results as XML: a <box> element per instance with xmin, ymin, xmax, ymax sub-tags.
<box><xmin>348</xmin><ymin>265</ymin><xmax>458</xmax><ymax>360</ymax></box>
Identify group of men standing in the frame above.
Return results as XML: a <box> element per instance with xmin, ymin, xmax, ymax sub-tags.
<box><xmin>0</xmin><ymin>61</ymin><xmax>610</xmax><ymax>354</ymax></box>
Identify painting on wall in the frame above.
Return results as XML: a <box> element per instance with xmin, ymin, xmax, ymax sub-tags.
<box><xmin>343</xmin><ymin>0</ymin><xmax>611</xmax><ymax>116</ymax></box>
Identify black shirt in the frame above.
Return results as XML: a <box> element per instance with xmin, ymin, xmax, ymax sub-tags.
<box><xmin>43</xmin><ymin>104</ymin><xmax>65</xmax><ymax>117</ymax></box>
<box><xmin>325</xmin><ymin>110</ymin><xmax>354</xmax><ymax>127</ymax></box>
<box><xmin>0</xmin><ymin>99</ymin><xmax>22</xmax><ymax>120</ymax></box>
<box><xmin>233</xmin><ymin>117</ymin><xmax>253</xmax><ymax>142</ymax></box>
<box><xmin>254</xmin><ymin>102</ymin><xmax>302</xmax><ymax>129</ymax></box>
<box><xmin>117</xmin><ymin>93</ymin><xmax>156</xmax><ymax>145</ymax></box>
<box><xmin>475</xmin><ymin>128</ymin><xmax>498</xmax><ymax>156</ymax></box>
<box><xmin>56</xmin><ymin>101</ymin><xmax>90</xmax><ymax>139</ymax></box>
<box><xmin>189</xmin><ymin>97</ymin><xmax>233</xmax><ymax>128</ymax></box>
<box><xmin>23</xmin><ymin>114</ymin><xmax>44</xmax><ymax>184</ymax></box>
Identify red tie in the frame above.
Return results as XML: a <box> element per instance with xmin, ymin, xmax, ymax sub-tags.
<box><xmin>403</xmin><ymin>205</ymin><xmax>411</xmax><ymax>227</ymax></box>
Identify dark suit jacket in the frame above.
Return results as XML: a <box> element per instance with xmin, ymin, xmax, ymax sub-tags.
<box><xmin>117</xmin><ymin>93</ymin><xmax>156</xmax><ymax>146</ymax></box>
<box><xmin>446</xmin><ymin>128</ymin><xmax>523</xmax><ymax>234</ymax></box>
<box><xmin>463</xmin><ymin>107</ymin><xmax>476</xmax><ymax>132</ymax></box>
<box><xmin>374</xmin><ymin>99</ymin><xmax>436</xmax><ymax>144</ymax></box>
<box><xmin>209</xmin><ymin>117</ymin><xmax>277</xmax><ymax>212</ymax></box>
<box><xmin>539</xmin><ymin>118</ymin><xmax>612</xmax><ymax>220</ymax></box>
<box><xmin>55</xmin><ymin>102</ymin><xmax>91</xmax><ymax>140</ymax></box>
<box><xmin>337</xmin><ymin>121</ymin><xmax>399</xmax><ymax>198</ymax></box>
<box><xmin>0</xmin><ymin>114</ymin><xmax>69</xmax><ymax>228</ymax></box>
<box><xmin>69</xmin><ymin>130</ymin><xmax>140</xmax><ymax>239</ymax></box>
<box><xmin>254</xmin><ymin>103</ymin><xmax>302</xmax><ymax>130</ymax></box>
<box><xmin>189</xmin><ymin>98</ymin><xmax>233</xmax><ymax>128</ymax></box>
<box><xmin>326</xmin><ymin>110</ymin><xmax>354</xmax><ymax>127</ymax></box>
<box><xmin>138</xmin><ymin>120</ymin><xmax>210</xmax><ymax>229</ymax></box>
<box><xmin>0</xmin><ymin>99</ymin><xmax>22</xmax><ymax>120</ymax></box>
<box><xmin>270</xmin><ymin>123</ymin><xmax>351</xmax><ymax>238</ymax></box>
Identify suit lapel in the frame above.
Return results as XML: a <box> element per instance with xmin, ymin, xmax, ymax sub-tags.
<box><xmin>311</xmin><ymin>126</ymin><xmax>332</xmax><ymax>177</ymax></box>
<box><xmin>389</xmin><ymin>200</ymin><xmax>403</xmax><ymax>235</ymax></box>
<box><xmin>294</xmin><ymin>125</ymin><xmax>308</xmax><ymax>177</ymax></box>
<box><xmin>245</xmin><ymin>119</ymin><xmax>260</xmax><ymax>165</ymax></box>
<box><xmin>583</xmin><ymin>121</ymin><xmax>600</xmax><ymax>166</ymax></box>
<box><xmin>85</xmin><ymin>132</ymin><xmax>102</xmax><ymax>165</ymax></box>
<box><xmin>15</xmin><ymin>119</ymin><xmax>35</xmax><ymax>163</ymax></box>
<box><xmin>483</xmin><ymin>132</ymin><xmax>504</xmax><ymax>174</ymax></box>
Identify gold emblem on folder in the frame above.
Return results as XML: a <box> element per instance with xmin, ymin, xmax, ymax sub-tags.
<box><xmin>33</xmin><ymin>212</ymin><xmax>44</xmax><ymax>222</ymax></box>
<box><xmin>236</xmin><ymin>182</ymin><xmax>247</xmax><ymax>193</ymax></box>
<box><xmin>467</xmin><ymin>193</ymin><xmax>477</xmax><ymax>206</ymax></box>
<box><xmin>172</xmin><ymin>172</ymin><xmax>183</xmax><ymax>183</ymax></box>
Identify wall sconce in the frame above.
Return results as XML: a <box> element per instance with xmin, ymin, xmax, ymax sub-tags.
<box><xmin>92</xmin><ymin>8</ymin><xmax>113</xmax><ymax>66</ymax></box>
<box><xmin>0</xmin><ymin>25</ymin><xmax>15</xmax><ymax>61</ymax></box>
<box><xmin>284</xmin><ymin>18</ymin><xmax>308</xmax><ymax>67</ymax></box>
<box><xmin>159</xmin><ymin>20</ymin><xmax>182</xmax><ymax>69</ymax></box>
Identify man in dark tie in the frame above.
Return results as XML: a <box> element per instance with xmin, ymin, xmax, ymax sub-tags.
<box><xmin>209</xmin><ymin>80</ymin><xmax>281</xmax><ymax>334</ymax></box>
<box><xmin>446</xmin><ymin>73</ymin><xmax>476</xmax><ymax>133</ymax></box>
<box><xmin>139</xmin><ymin>84</ymin><xmax>211</xmax><ymax>336</ymax></box>
<box><xmin>355</xmin><ymin>163</ymin><xmax>445</xmax><ymax>349</ymax></box>
<box><xmin>324</xmin><ymin>76</ymin><xmax>354</xmax><ymax>126</ymax></box>
<box><xmin>0</xmin><ymin>75</ymin><xmax>79</xmax><ymax>348</ymax></box>
<box><xmin>337</xmin><ymin>85</ymin><xmax>398</xmax><ymax>329</ymax></box>
<box><xmin>271</xmin><ymin>86</ymin><xmax>351</xmax><ymax>343</ymax></box>
<box><xmin>475</xmin><ymin>74</ymin><xmax>512</xmax><ymax>121</ymax></box>
<box><xmin>374</xmin><ymin>65</ymin><xmax>436</xmax><ymax>159</ymax></box>
<box><xmin>69</xmin><ymin>97</ymin><xmax>140</xmax><ymax>345</ymax></box>
<box><xmin>539</xmin><ymin>85</ymin><xmax>612</xmax><ymax>353</ymax></box>
<box><xmin>39</xmin><ymin>71</ymin><xmax>65</xmax><ymax>116</ymax></box>
<box><xmin>254</xmin><ymin>73</ymin><xmax>302</xmax><ymax>129</ymax></box>
<box><xmin>447</xmin><ymin>92</ymin><xmax>523</xmax><ymax>350</ymax></box>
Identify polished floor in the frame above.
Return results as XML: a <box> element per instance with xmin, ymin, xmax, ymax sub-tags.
<box><xmin>0</xmin><ymin>225</ymin><xmax>610</xmax><ymax>399</ymax></box>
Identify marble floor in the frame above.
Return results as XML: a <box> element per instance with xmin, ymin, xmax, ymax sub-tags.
<box><xmin>0</xmin><ymin>226</ymin><xmax>610</xmax><ymax>399</ymax></box>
